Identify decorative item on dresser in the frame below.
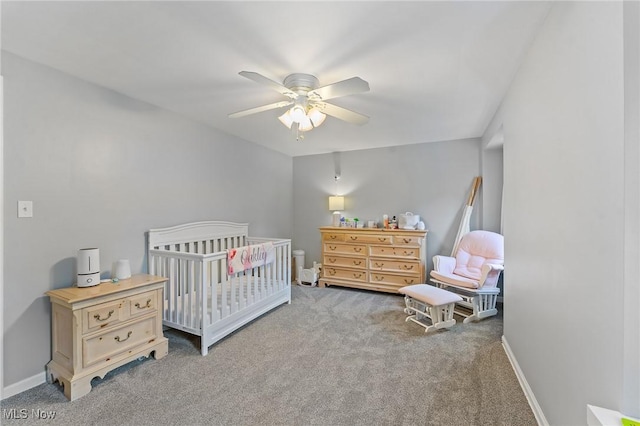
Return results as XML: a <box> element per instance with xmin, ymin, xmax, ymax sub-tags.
<box><xmin>319</xmin><ymin>226</ymin><xmax>428</xmax><ymax>293</ymax></box>
<box><xmin>45</xmin><ymin>274</ymin><xmax>169</xmax><ymax>401</ymax></box>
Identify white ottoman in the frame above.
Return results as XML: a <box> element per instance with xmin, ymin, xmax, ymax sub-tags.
<box><xmin>399</xmin><ymin>284</ymin><xmax>463</xmax><ymax>333</ymax></box>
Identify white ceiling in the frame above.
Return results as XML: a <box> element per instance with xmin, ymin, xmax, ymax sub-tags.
<box><xmin>1</xmin><ymin>1</ymin><xmax>551</xmax><ymax>157</ymax></box>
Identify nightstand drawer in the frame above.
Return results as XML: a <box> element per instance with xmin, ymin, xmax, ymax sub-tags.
<box><xmin>324</xmin><ymin>255</ymin><xmax>366</xmax><ymax>269</ymax></box>
<box><xmin>369</xmin><ymin>272</ymin><xmax>420</xmax><ymax>286</ymax></box>
<box><xmin>83</xmin><ymin>299</ymin><xmax>126</xmax><ymax>334</ymax></box>
<box><xmin>369</xmin><ymin>259</ymin><xmax>421</xmax><ymax>275</ymax></box>
<box><xmin>128</xmin><ymin>290</ymin><xmax>157</xmax><ymax>318</ymax></box>
<box><xmin>369</xmin><ymin>246</ymin><xmax>420</xmax><ymax>259</ymax></box>
<box><xmin>323</xmin><ymin>267</ymin><xmax>368</xmax><ymax>282</ymax></box>
<box><xmin>83</xmin><ymin>316</ymin><xmax>157</xmax><ymax>368</ymax></box>
<box><xmin>324</xmin><ymin>243</ymin><xmax>367</xmax><ymax>257</ymax></box>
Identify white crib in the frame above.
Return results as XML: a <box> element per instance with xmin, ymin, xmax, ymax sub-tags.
<box><xmin>147</xmin><ymin>221</ymin><xmax>291</xmax><ymax>355</ymax></box>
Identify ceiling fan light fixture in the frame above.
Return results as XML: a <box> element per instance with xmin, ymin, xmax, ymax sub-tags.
<box><xmin>298</xmin><ymin>115</ymin><xmax>313</xmax><ymax>132</ymax></box>
<box><xmin>289</xmin><ymin>105</ymin><xmax>306</xmax><ymax>123</ymax></box>
<box><xmin>278</xmin><ymin>110</ymin><xmax>294</xmax><ymax>129</ymax></box>
<box><xmin>308</xmin><ymin>107</ymin><xmax>326</xmax><ymax>127</ymax></box>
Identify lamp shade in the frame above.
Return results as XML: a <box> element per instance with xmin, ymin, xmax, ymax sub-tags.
<box><xmin>329</xmin><ymin>196</ymin><xmax>345</xmax><ymax>211</ymax></box>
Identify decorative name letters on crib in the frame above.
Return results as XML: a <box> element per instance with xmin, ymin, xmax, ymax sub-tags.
<box><xmin>227</xmin><ymin>242</ymin><xmax>276</xmax><ymax>275</ymax></box>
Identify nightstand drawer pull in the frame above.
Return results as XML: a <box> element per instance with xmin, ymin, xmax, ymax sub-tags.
<box><xmin>114</xmin><ymin>331</ymin><xmax>132</xmax><ymax>343</ymax></box>
<box><xmin>94</xmin><ymin>310</ymin><xmax>114</xmax><ymax>322</ymax></box>
<box><xmin>135</xmin><ymin>299</ymin><xmax>151</xmax><ymax>310</ymax></box>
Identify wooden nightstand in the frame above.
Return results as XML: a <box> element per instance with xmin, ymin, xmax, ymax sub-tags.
<box><xmin>45</xmin><ymin>274</ymin><xmax>169</xmax><ymax>401</ymax></box>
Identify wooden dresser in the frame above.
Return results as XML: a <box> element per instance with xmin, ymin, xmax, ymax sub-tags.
<box><xmin>319</xmin><ymin>227</ymin><xmax>428</xmax><ymax>293</ymax></box>
<box><xmin>45</xmin><ymin>274</ymin><xmax>169</xmax><ymax>401</ymax></box>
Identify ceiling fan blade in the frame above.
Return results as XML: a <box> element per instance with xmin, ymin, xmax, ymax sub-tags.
<box><xmin>308</xmin><ymin>77</ymin><xmax>370</xmax><ymax>101</ymax></box>
<box><xmin>319</xmin><ymin>102</ymin><xmax>369</xmax><ymax>125</ymax></box>
<box><xmin>229</xmin><ymin>100</ymin><xmax>293</xmax><ymax>118</ymax></box>
<box><xmin>238</xmin><ymin>71</ymin><xmax>297</xmax><ymax>99</ymax></box>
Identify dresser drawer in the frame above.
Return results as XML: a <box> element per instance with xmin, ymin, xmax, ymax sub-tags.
<box><xmin>343</xmin><ymin>233</ymin><xmax>392</xmax><ymax>245</ymax></box>
<box><xmin>393</xmin><ymin>235</ymin><xmax>423</xmax><ymax>246</ymax></box>
<box><xmin>324</xmin><ymin>243</ymin><xmax>367</xmax><ymax>257</ymax></box>
<box><xmin>322</xmin><ymin>232</ymin><xmax>345</xmax><ymax>242</ymax></box>
<box><xmin>369</xmin><ymin>245</ymin><xmax>420</xmax><ymax>259</ymax></box>
<box><xmin>82</xmin><ymin>299</ymin><xmax>127</xmax><ymax>334</ymax></box>
<box><xmin>369</xmin><ymin>272</ymin><xmax>420</xmax><ymax>287</ymax></box>
<box><xmin>83</xmin><ymin>316</ymin><xmax>158</xmax><ymax>368</ymax></box>
<box><xmin>323</xmin><ymin>267</ymin><xmax>368</xmax><ymax>282</ymax></box>
<box><xmin>128</xmin><ymin>290</ymin><xmax>157</xmax><ymax>318</ymax></box>
<box><xmin>369</xmin><ymin>259</ymin><xmax>421</xmax><ymax>275</ymax></box>
<box><xmin>324</xmin><ymin>255</ymin><xmax>366</xmax><ymax>269</ymax></box>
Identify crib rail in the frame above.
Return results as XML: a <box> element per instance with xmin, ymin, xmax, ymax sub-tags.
<box><xmin>148</xmin><ymin>237</ymin><xmax>291</xmax><ymax>347</ymax></box>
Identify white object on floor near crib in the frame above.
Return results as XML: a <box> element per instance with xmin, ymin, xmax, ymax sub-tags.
<box><xmin>298</xmin><ymin>262</ymin><xmax>322</xmax><ymax>287</ymax></box>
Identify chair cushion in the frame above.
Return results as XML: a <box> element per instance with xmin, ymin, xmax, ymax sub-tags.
<box><xmin>430</xmin><ymin>270</ymin><xmax>480</xmax><ymax>289</ymax></box>
<box><xmin>453</xmin><ymin>231</ymin><xmax>504</xmax><ymax>280</ymax></box>
<box><xmin>399</xmin><ymin>284</ymin><xmax>462</xmax><ymax>306</ymax></box>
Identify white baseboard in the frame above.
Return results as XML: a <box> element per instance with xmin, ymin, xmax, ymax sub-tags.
<box><xmin>502</xmin><ymin>335</ymin><xmax>548</xmax><ymax>426</ymax></box>
<box><xmin>2</xmin><ymin>372</ymin><xmax>46</xmax><ymax>400</ymax></box>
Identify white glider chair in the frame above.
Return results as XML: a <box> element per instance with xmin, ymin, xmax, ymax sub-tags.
<box><xmin>429</xmin><ymin>230</ymin><xmax>504</xmax><ymax>323</ymax></box>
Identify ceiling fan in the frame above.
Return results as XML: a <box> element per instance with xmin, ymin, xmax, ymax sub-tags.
<box><xmin>229</xmin><ymin>71</ymin><xmax>370</xmax><ymax>140</ymax></box>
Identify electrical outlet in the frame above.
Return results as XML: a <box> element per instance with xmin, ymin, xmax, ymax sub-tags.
<box><xmin>18</xmin><ymin>200</ymin><xmax>33</xmax><ymax>218</ymax></box>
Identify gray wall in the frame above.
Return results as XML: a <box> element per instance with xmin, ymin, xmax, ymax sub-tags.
<box><xmin>488</xmin><ymin>2</ymin><xmax>639</xmax><ymax>423</ymax></box>
<box><xmin>292</xmin><ymin>139</ymin><xmax>486</xmax><ymax>274</ymax></box>
<box><xmin>2</xmin><ymin>53</ymin><xmax>293</xmax><ymax>387</ymax></box>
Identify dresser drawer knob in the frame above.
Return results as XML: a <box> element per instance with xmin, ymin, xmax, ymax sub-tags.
<box><xmin>402</xmin><ymin>265</ymin><xmax>414</xmax><ymax>270</ymax></box>
<box><xmin>135</xmin><ymin>299</ymin><xmax>152</xmax><ymax>310</ymax></box>
<box><xmin>329</xmin><ymin>246</ymin><xmax>337</xmax><ymax>251</ymax></box>
<box><xmin>353</xmin><ymin>247</ymin><xmax>362</xmax><ymax>253</ymax></box>
<box><xmin>350</xmin><ymin>236</ymin><xmax>358</xmax><ymax>241</ymax></box>
<box><xmin>404</xmin><ymin>279</ymin><xmax>415</xmax><ymax>284</ymax></box>
<box><xmin>378</xmin><ymin>237</ymin><xmax>387</xmax><ymax>242</ymax></box>
<box><xmin>374</xmin><ymin>275</ymin><xmax>384</xmax><ymax>282</ymax></box>
<box><xmin>114</xmin><ymin>331</ymin><xmax>132</xmax><ymax>343</ymax></box>
<box><xmin>328</xmin><ymin>269</ymin><xmax>336</xmax><ymax>276</ymax></box>
<box><xmin>328</xmin><ymin>258</ymin><xmax>337</xmax><ymax>263</ymax></box>
<box><xmin>330</xmin><ymin>235</ymin><xmax>338</xmax><ymax>240</ymax></box>
<box><xmin>374</xmin><ymin>262</ymin><xmax>384</xmax><ymax>268</ymax></box>
<box><xmin>403</xmin><ymin>238</ymin><xmax>411</xmax><ymax>243</ymax></box>
<box><xmin>353</xmin><ymin>260</ymin><xmax>362</xmax><ymax>266</ymax></box>
<box><xmin>94</xmin><ymin>310</ymin><xmax>114</xmax><ymax>322</ymax></box>
<box><xmin>353</xmin><ymin>273</ymin><xmax>362</xmax><ymax>279</ymax></box>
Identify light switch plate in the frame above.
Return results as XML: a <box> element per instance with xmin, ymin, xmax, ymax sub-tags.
<box><xmin>18</xmin><ymin>200</ymin><xmax>33</xmax><ymax>218</ymax></box>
